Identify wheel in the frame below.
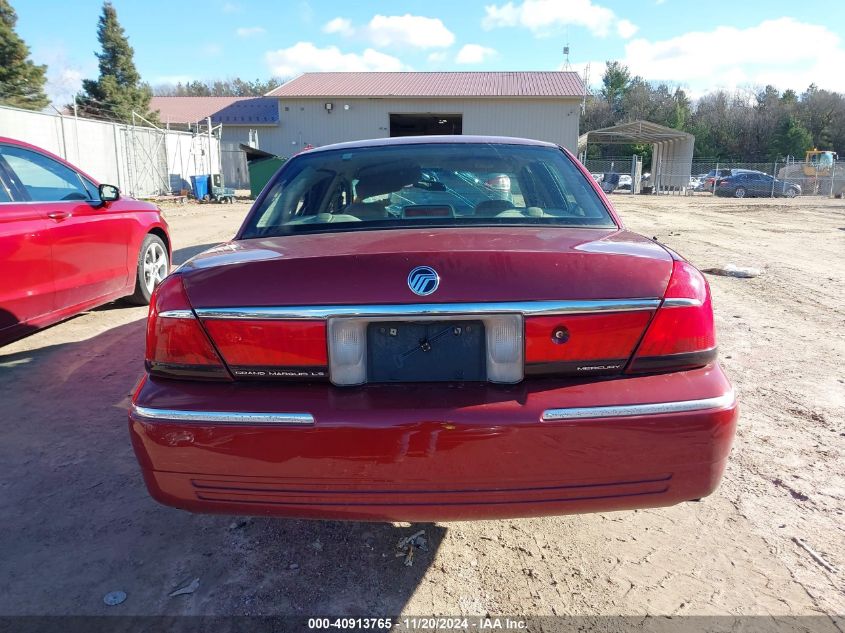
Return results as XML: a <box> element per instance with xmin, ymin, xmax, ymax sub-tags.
<box><xmin>734</xmin><ymin>187</ymin><xmax>746</xmax><ymax>198</ymax></box>
<box><xmin>785</xmin><ymin>187</ymin><xmax>797</xmax><ymax>198</ymax></box>
<box><xmin>126</xmin><ymin>234</ymin><xmax>169</xmax><ymax>305</ymax></box>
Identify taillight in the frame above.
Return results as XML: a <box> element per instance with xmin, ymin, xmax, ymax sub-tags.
<box><xmin>201</xmin><ymin>320</ymin><xmax>329</xmax><ymax>380</ymax></box>
<box><xmin>525</xmin><ymin>312</ymin><xmax>652</xmax><ymax>376</ymax></box>
<box><xmin>628</xmin><ymin>259</ymin><xmax>717</xmax><ymax>373</ymax></box>
<box><xmin>145</xmin><ymin>276</ymin><xmax>230</xmax><ymax>380</ymax></box>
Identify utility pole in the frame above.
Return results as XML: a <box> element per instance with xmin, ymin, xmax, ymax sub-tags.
<box><xmin>206</xmin><ymin>116</ymin><xmax>213</xmax><ymax>175</ymax></box>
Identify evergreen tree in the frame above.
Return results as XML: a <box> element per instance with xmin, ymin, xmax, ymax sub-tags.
<box><xmin>772</xmin><ymin>115</ymin><xmax>813</xmax><ymax>159</ymax></box>
<box><xmin>0</xmin><ymin>0</ymin><xmax>49</xmax><ymax>110</ymax></box>
<box><xmin>600</xmin><ymin>61</ymin><xmax>631</xmax><ymax>115</ymax></box>
<box><xmin>77</xmin><ymin>1</ymin><xmax>155</xmax><ymax>122</ymax></box>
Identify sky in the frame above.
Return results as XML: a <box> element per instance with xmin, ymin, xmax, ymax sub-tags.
<box><xmin>14</xmin><ymin>0</ymin><xmax>845</xmax><ymax>105</ymax></box>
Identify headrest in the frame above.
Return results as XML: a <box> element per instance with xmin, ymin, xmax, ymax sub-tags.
<box><xmin>356</xmin><ymin>163</ymin><xmax>421</xmax><ymax>199</ymax></box>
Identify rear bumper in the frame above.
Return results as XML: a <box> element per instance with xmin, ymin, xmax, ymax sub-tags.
<box><xmin>129</xmin><ymin>365</ymin><xmax>737</xmax><ymax>521</ymax></box>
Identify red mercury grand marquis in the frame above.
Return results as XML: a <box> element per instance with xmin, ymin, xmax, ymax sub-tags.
<box><xmin>129</xmin><ymin>136</ymin><xmax>737</xmax><ymax>521</ymax></box>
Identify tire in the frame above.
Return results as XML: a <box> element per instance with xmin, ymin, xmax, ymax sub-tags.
<box><xmin>785</xmin><ymin>188</ymin><xmax>797</xmax><ymax>198</ymax></box>
<box><xmin>126</xmin><ymin>234</ymin><xmax>169</xmax><ymax>305</ymax></box>
<box><xmin>734</xmin><ymin>187</ymin><xmax>746</xmax><ymax>198</ymax></box>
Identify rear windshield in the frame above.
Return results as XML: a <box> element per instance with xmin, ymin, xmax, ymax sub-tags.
<box><xmin>240</xmin><ymin>142</ymin><xmax>615</xmax><ymax>238</ymax></box>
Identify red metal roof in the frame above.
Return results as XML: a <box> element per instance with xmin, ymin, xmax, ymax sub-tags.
<box><xmin>266</xmin><ymin>72</ymin><xmax>585</xmax><ymax>98</ymax></box>
<box><xmin>150</xmin><ymin>96</ymin><xmax>248</xmax><ymax>124</ymax></box>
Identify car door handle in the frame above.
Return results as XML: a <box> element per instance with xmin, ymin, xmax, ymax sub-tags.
<box><xmin>47</xmin><ymin>211</ymin><xmax>70</xmax><ymax>221</ymax></box>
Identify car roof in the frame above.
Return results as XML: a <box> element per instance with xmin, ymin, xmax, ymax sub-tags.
<box><xmin>304</xmin><ymin>135</ymin><xmax>559</xmax><ymax>154</ymax></box>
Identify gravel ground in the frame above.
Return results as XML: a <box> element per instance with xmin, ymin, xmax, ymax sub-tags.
<box><xmin>0</xmin><ymin>195</ymin><xmax>842</xmax><ymax>619</ymax></box>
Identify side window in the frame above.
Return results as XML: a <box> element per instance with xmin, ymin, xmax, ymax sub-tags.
<box><xmin>0</xmin><ymin>145</ymin><xmax>91</xmax><ymax>202</ymax></box>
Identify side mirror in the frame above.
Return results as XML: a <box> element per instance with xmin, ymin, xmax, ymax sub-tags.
<box><xmin>99</xmin><ymin>184</ymin><xmax>120</xmax><ymax>203</ymax></box>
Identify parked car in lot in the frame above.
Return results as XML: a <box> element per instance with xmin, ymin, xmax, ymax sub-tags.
<box><xmin>129</xmin><ymin>135</ymin><xmax>737</xmax><ymax>522</ymax></box>
<box><xmin>715</xmin><ymin>172</ymin><xmax>801</xmax><ymax>198</ymax></box>
<box><xmin>697</xmin><ymin>168</ymin><xmax>733</xmax><ymax>191</ymax></box>
<box><xmin>0</xmin><ymin>138</ymin><xmax>170</xmax><ymax>346</ymax></box>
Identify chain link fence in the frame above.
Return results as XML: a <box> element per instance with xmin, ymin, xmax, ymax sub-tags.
<box><xmin>0</xmin><ymin>104</ymin><xmax>220</xmax><ymax>198</ymax></box>
<box><xmin>584</xmin><ymin>156</ymin><xmax>845</xmax><ymax>198</ymax></box>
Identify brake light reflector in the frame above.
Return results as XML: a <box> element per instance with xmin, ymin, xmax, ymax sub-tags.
<box><xmin>327</xmin><ymin>319</ymin><xmax>367</xmax><ymax>386</ymax></box>
<box><xmin>145</xmin><ymin>276</ymin><xmax>230</xmax><ymax>380</ymax></box>
<box><xmin>629</xmin><ymin>259</ymin><xmax>717</xmax><ymax>372</ymax></box>
<box><xmin>202</xmin><ymin>319</ymin><xmax>329</xmax><ymax>380</ymax></box>
<box><xmin>525</xmin><ymin>312</ymin><xmax>652</xmax><ymax>375</ymax></box>
<box><xmin>485</xmin><ymin>314</ymin><xmax>523</xmax><ymax>383</ymax></box>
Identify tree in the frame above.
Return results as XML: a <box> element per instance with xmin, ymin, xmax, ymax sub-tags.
<box><xmin>582</xmin><ymin>59</ymin><xmax>845</xmax><ymax>159</ymax></box>
<box><xmin>77</xmin><ymin>1</ymin><xmax>155</xmax><ymax>122</ymax></box>
<box><xmin>772</xmin><ymin>115</ymin><xmax>813</xmax><ymax>159</ymax></box>
<box><xmin>153</xmin><ymin>77</ymin><xmax>283</xmax><ymax>97</ymax></box>
<box><xmin>0</xmin><ymin>0</ymin><xmax>48</xmax><ymax>110</ymax></box>
<box><xmin>600</xmin><ymin>61</ymin><xmax>631</xmax><ymax>114</ymax></box>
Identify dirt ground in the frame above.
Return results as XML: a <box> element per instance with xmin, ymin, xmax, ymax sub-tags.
<box><xmin>0</xmin><ymin>195</ymin><xmax>842</xmax><ymax>620</ymax></box>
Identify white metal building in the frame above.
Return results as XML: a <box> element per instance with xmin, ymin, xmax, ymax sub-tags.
<box><xmin>578</xmin><ymin>120</ymin><xmax>695</xmax><ymax>191</ymax></box>
<box><xmin>260</xmin><ymin>71</ymin><xmax>586</xmax><ymax>154</ymax></box>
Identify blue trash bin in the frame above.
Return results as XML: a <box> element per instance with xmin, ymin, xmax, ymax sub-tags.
<box><xmin>190</xmin><ymin>175</ymin><xmax>210</xmax><ymax>200</ymax></box>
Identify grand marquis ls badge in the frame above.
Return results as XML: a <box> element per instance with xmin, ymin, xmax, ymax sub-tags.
<box><xmin>407</xmin><ymin>266</ymin><xmax>440</xmax><ymax>296</ymax></box>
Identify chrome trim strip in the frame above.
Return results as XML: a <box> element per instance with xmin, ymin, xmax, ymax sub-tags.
<box><xmin>131</xmin><ymin>405</ymin><xmax>314</xmax><ymax>426</ymax></box>
<box><xmin>541</xmin><ymin>391</ymin><xmax>735</xmax><ymax>421</ymax></box>
<box><xmin>662</xmin><ymin>298</ymin><xmax>703</xmax><ymax>308</ymax></box>
<box><xmin>158</xmin><ymin>309</ymin><xmax>195</xmax><ymax>319</ymax></box>
<box><xmin>194</xmin><ymin>299</ymin><xmax>661</xmax><ymax>321</ymax></box>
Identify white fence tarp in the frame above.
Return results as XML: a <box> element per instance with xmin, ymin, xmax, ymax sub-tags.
<box><xmin>0</xmin><ymin>105</ymin><xmax>220</xmax><ymax>198</ymax></box>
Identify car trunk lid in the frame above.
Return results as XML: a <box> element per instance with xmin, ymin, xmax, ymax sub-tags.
<box><xmin>180</xmin><ymin>227</ymin><xmax>673</xmax><ymax>306</ymax></box>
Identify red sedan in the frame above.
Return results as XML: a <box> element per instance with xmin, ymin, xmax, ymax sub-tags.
<box><xmin>130</xmin><ymin>136</ymin><xmax>737</xmax><ymax>522</ymax></box>
<box><xmin>0</xmin><ymin>138</ymin><xmax>170</xmax><ymax>346</ymax></box>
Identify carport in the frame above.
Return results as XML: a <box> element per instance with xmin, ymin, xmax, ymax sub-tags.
<box><xmin>578</xmin><ymin>120</ymin><xmax>695</xmax><ymax>192</ymax></box>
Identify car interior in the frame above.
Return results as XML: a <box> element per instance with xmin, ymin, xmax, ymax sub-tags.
<box><xmin>248</xmin><ymin>145</ymin><xmax>615</xmax><ymax>236</ymax></box>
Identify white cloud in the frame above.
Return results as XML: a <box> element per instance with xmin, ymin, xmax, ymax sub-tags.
<box><xmin>482</xmin><ymin>0</ymin><xmax>635</xmax><ymax>39</ymax></box>
<box><xmin>323</xmin><ymin>14</ymin><xmax>455</xmax><ymax>50</ymax></box>
<box><xmin>32</xmin><ymin>45</ymin><xmax>88</xmax><ymax>106</ymax></box>
<box><xmin>235</xmin><ymin>26</ymin><xmax>265</xmax><ymax>38</ymax></box>
<box><xmin>365</xmin><ymin>14</ymin><xmax>455</xmax><ymax>49</ymax></box>
<box><xmin>616</xmin><ymin>19</ymin><xmax>638</xmax><ymax>39</ymax></box>
<box><xmin>621</xmin><ymin>18</ymin><xmax>845</xmax><ymax>94</ymax></box>
<box><xmin>455</xmin><ymin>44</ymin><xmax>497</xmax><ymax>64</ymax></box>
<box><xmin>265</xmin><ymin>42</ymin><xmax>406</xmax><ymax>76</ymax></box>
<box><xmin>221</xmin><ymin>2</ymin><xmax>241</xmax><ymax>13</ymax></box>
<box><xmin>570</xmin><ymin>18</ymin><xmax>845</xmax><ymax>98</ymax></box>
<box><xmin>427</xmin><ymin>51</ymin><xmax>448</xmax><ymax>64</ymax></box>
<box><xmin>323</xmin><ymin>17</ymin><xmax>354</xmax><ymax>36</ymax></box>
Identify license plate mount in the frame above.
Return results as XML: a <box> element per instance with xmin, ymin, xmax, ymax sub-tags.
<box><xmin>367</xmin><ymin>320</ymin><xmax>486</xmax><ymax>383</ymax></box>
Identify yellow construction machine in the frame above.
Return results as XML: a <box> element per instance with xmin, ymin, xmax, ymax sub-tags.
<box><xmin>778</xmin><ymin>149</ymin><xmax>844</xmax><ymax>196</ymax></box>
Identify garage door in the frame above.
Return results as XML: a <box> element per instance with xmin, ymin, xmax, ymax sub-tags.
<box><xmin>389</xmin><ymin>114</ymin><xmax>463</xmax><ymax>137</ymax></box>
